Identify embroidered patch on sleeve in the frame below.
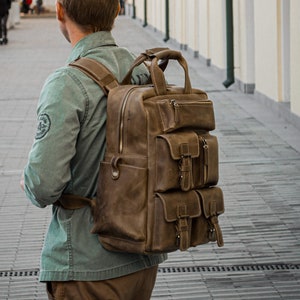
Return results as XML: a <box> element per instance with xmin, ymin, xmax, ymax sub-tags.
<box><xmin>35</xmin><ymin>113</ymin><xmax>51</xmax><ymax>140</ymax></box>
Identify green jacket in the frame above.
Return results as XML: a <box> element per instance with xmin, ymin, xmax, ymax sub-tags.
<box><xmin>24</xmin><ymin>31</ymin><xmax>166</xmax><ymax>282</ymax></box>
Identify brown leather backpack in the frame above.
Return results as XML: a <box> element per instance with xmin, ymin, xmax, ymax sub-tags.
<box><xmin>60</xmin><ymin>48</ymin><xmax>224</xmax><ymax>254</ymax></box>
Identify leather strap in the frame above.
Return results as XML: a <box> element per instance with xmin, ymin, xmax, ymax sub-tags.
<box><xmin>210</xmin><ymin>216</ymin><xmax>224</xmax><ymax>247</ymax></box>
<box><xmin>69</xmin><ymin>57</ymin><xmax>119</xmax><ymax>95</ymax></box>
<box><xmin>179</xmin><ymin>143</ymin><xmax>193</xmax><ymax>192</ymax></box>
<box><xmin>176</xmin><ymin>204</ymin><xmax>191</xmax><ymax>251</ymax></box>
<box><xmin>121</xmin><ymin>47</ymin><xmax>169</xmax><ymax>85</ymax></box>
<box><xmin>62</xmin><ymin>59</ymin><xmax>113</xmax><ymax>212</ymax></box>
<box><xmin>121</xmin><ymin>48</ymin><xmax>192</xmax><ymax>96</ymax></box>
<box><xmin>57</xmin><ymin>194</ymin><xmax>96</xmax><ymax>211</ymax></box>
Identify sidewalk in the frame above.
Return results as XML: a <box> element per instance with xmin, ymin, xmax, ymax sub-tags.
<box><xmin>0</xmin><ymin>15</ymin><xmax>300</xmax><ymax>299</ymax></box>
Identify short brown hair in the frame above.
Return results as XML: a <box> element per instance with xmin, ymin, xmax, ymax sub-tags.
<box><xmin>59</xmin><ymin>0</ymin><xmax>119</xmax><ymax>32</ymax></box>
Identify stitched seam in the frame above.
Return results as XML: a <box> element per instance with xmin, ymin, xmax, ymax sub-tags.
<box><xmin>66</xmin><ymin>219</ymin><xmax>74</xmax><ymax>280</ymax></box>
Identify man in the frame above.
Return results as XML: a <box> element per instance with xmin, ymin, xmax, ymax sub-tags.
<box><xmin>21</xmin><ymin>0</ymin><xmax>166</xmax><ymax>299</ymax></box>
<box><xmin>0</xmin><ymin>0</ymin><xmax>11</xmax><ymax>44</ymax></box>
<box><xmin>119</xmin><ymin>0</ymin><xmax>125</xmax><ymax>15</ymax></box>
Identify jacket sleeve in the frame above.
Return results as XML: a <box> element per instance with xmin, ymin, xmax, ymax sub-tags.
<box><xmin>24</xmin><ymin>69</ymin><xmax>87</xmax><ymax>208</ymax></box>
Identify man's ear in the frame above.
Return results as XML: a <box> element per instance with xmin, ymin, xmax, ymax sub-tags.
<box><xmin>56</xmin><ymin>1</ymin><xmax>65</xmax><ymax>22</ymax></box>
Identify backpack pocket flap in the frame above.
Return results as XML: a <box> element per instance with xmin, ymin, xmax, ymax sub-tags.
<box><xmin>157</xmin><ymin>99</ymin><xmax>215</xmax><ymax>133</ymax></box>
<box><xmin>156</xmin><ymin>191</ymin><xmax>201</xmax><ymax>222</ymax></box>
<box><xmin>158</xmin><ymin>131</ymin><xmax>200</xmax><ymax>160</ymax></box>
<box><xmin>197</xmin><ymin>187</ymin><xmax>224</xmax><ymax>218</ymax></box>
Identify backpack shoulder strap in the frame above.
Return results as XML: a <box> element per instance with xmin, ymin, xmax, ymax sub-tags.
<box><xmin>69</xmin><ymin>57</ymin><xmax>119</xmax><ymax>96</ymax></box>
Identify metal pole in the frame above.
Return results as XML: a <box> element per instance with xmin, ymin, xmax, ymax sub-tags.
<box><xmin>132</xmin><ymin>0</ymin><xmax>136</xmax><ymax>19</ymax></box>
<box><xmin>143</xmin><ymin>0</ymin><xmax>148</xmax><ymax>27</ymax></box>
<box><xmin>223</xmin><ymin>0</ymin><xmax>235</xmax><ymax>88</ymax></box>
<box><xmin>164</xmin><ymin>0</ymin><xmax>170</xmax><ymax>42</ymax></box>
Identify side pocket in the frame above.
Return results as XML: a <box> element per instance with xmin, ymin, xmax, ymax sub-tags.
<box><xmin>92</xmin><ymin>160</ymin><xmax>148</xmax><ymax>248</ymax></box>
<box><xmin>192</xmin><ymin>187</ymin><xmax>224</xmax><ymax>247</ymax></box>
<box><xmin>193</xmin><ymin>133</ymin><xmax>219</xmax><ymax>188</ymax></box>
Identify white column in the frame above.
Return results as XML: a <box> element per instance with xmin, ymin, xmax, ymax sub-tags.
<box><xmin>234</xmin><ymin>0</ymin><xmax>255</xmax><ymax>93</ymax></box>
<box><xmin>290</xmin><ymin>0</ymin><xmax>300</xmax><ymax>117</ymax></box>
<box><xmin>281</xmin><ymin>0</ymin><xmax>290</xmax><ymax>102</ymax></box>
<box><xmin>254</xmin><ymin>0</ymin><xmax>279</xmax><ymax>101</ymax></box>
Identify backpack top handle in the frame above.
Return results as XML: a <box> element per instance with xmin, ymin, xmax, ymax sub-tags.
<box><xmin>122</xmin><ymin>48</ymin><xmax>192</xmax><ymax>96</ymax></box>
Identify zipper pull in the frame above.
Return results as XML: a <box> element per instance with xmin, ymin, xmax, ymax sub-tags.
<box><xmin>201</xmin><ymin>137</ymin><xmax>209</xmax><ymax>185</ymax></box>
<box><xmin>170</xmin><ymin>99</ymin><xmax>179</xmax><ymax>123</ymax></box>
<box><xmin>202</xmin><ymin>138</ymin><xmax>208</xmax><ymax>165</ymax></box>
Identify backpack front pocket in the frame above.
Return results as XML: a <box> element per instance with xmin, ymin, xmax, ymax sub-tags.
<box><xmin>157</xmin><ymin>99</ymin><xmax>215</xmax><ymax>132</ymax></box>
<box><xmin>152</xmin><ymin>190</ymin><xmax>201</xmax><ymax>252</ymax></box>
<box><xmin>151</xmin><ymin>187</ymin><xmax>224</xmax><ymax>252</ymax></box>
<box><xmin>155</xmin><ymin>131</ymin><xmax>219</xmax><ymax>192</ymax></box>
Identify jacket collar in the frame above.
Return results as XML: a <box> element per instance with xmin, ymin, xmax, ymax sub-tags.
<box><xmin>66</xmin><ymin>31</ymin><xmax>117</xmax><ymax>64</ymax></box>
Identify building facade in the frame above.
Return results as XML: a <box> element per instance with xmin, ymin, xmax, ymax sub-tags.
<box><xmin>126</xmin><ymin>0</ymin><xmax>300</xmax><ymax>124</ymax></box>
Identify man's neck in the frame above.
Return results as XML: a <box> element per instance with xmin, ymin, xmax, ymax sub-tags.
<box><xmin>68</xmin><ymin>24</ymin><xmax>91</xmax><ymax>47</ymax></box>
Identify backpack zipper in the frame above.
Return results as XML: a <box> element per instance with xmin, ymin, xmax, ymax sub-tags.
<box><xmin>119</xmin><ymin>87</ymin><xmax>138</xmax><ymax>153</ymax></box>
<box><xmin>170</xmin><ymin>99</ymin><xmax>212</xmax><ymax>124</ymax></box>
<box><xmin>170</xmin><ymin>99</ymin><xmax>179</xmax><ymax>123</ymax></box>
<box><xmin>200</xmin><ymin>136</ymin><xmax>208</xmax><ymax>184</ymax></box>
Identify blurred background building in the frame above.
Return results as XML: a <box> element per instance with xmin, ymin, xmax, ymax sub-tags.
<box><xmin>127</xmin><ymin>0</ymin><xmax>300</xmax><ymax>126</ymax></box>
<box><xmin>8</xmin><ymin>0</ymin><xmax>300</xmax><ymax>126</ymax></box>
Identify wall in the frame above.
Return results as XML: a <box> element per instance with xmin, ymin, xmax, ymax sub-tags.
<box><xmin>254</xmin><ymin>0</ymin><xmax>279</xmax><ymax>101</ymax></box>
<box><xmin>290</xmin><ymin>0</ymin><xmax>300</xmax><ymax>117</ymax></box>
<box><xmin>233</xmin><ymin>0</ymin><xmax>255</xmax><ymax>93</ymax></box>
<box><xmin>198</xmin><ymin>0</ymin><xmax>210</xmax><ymax>64</ymax></box>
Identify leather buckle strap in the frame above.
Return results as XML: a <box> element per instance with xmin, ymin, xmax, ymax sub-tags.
<box><xmin>179</xmin><ymin>143</ymin><xmax>193</xmax><ymax>192</ymax></box>
<box><xmin>57</xmin><ymin>194</ymin><xmax>96</xmax><ymax>211</ymax></box>
<box><xmin>69</xmin><ymin>57</ymin><xmax>119</xmax><ymax>95</ymax></box>
<box><xmin>176</xmin><ymin>204</ymin><xmax>191</xmax><ymax>251</ymax></box>
<box><xmin>210</xmin><ymin>215</ymin><xmax>224</xmax><ymax>247</ymax></box>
